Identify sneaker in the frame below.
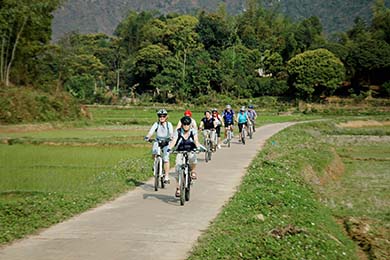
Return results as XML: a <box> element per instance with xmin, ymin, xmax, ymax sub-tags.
<box><xmin>223</xmin><ymin>139</ymin><xmax>228</xmax><ymax>144</ymax></box>
<box><xmin>217</xmin><ymin>144</ymin><xmax>221</xmax><ymax>149</ymax></box>
<box><xmin>191</xmin><ymin>172</ymin><xmax>197</xmax><ymax>180</ymax></box>
<box><xmin>164</xmin><ymin>177</ymin><xmax>170</xmax><ymax>184</ymax></box>
<box><xmin>175</xmin><ymin>188</ymin><xmax>180</xmax><ymax>197</ymax></box>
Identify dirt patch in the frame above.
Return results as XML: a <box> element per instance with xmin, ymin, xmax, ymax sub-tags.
<box><xmin>302</xmin><ymin>149</ymin><xmax>345</xmax><ymax>186</ymax></box>
<box><xmin>269</xmin><ymin>224</ymin><xmax>306</xmax><ymax>239</ymax></box>
<box><xmin>337</xmin><ymin>120</ymin><xmax>390</xmax><ymax>128</ymax></box>
<box><xmin>0</xmin><ymin>123</ymin><xmax>55</xmax><ymax>133</ymax></box>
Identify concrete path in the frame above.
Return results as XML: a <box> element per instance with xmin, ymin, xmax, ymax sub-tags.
<box><xmin>0</xmin><ymin>122</ymin><xmax>296</xmax><ymax>260</ymax></box>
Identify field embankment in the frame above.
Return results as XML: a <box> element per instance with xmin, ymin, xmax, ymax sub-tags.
<box><xmin>188</xmin><ymin>118</ymin><xmax>389</xmax><ymax>260</ymax></box>
<box><xmin>0</xmin><ymin>86</ymin><xmax>81</xmax><ymax>124</ymax></box>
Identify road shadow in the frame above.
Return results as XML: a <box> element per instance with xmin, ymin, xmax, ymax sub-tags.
<box><xmin>143</xmin><ymin>193</ymin><xmax>179</xmax><ymax>206</ymax></box>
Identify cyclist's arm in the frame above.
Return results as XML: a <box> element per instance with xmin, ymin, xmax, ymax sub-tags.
<box><xmin>192</xmin><ymin>118</ymin><xmax>198</xmax><ymax>129</ymax></box>
<box><xmin>198</xmin><ymin>120</ymin><xmax>204</xmax><ymax>130</ymax></box>
<box><xmin>175</xmin><ymin>120</ymin><xmax>182</xmax><ymax>131</ymax></box>
<box><xmin>146</xmin><ymin>123</ymin><xmax>158</xmax><ymax>139</ymax></box>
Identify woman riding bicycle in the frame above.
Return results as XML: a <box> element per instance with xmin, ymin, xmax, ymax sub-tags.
<box><xmin>168</xmin><ymin>116</ymin><xmax>204</xmax><ymax>197</ymax></box>
<box><xmin>211</xmin><ymin>108</ymin><xmax>223</xmax><ymax>149</ymax></box>
<box><xmin>144</xmin><ymin>109</ymin><xmax>173</xmax><ymax>183</ymax></box>
<box><xmin>199</xmin><ymin>110</ymin><xmax>218</xmax><ymax>151</ymax></box>
<box><xmin>236</xmin><ymin>106</ymin><xmax>251</xmax><ymax>142</ymax></box>
<box><xmin>175</xmin><ymin>109</ymin><xmax>197</xmax><ymax>130</ymax></box>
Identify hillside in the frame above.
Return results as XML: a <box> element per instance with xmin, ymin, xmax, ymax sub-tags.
<box><xmin>52</xmin><ymin>0</ymin><xmax>388</xmax><ymax>41</ymax></box>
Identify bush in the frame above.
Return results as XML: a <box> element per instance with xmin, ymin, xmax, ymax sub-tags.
<box><xmin>0</xmin><ymin>85</ymin><xmax>81</xmax><ymax>124</ymax></box>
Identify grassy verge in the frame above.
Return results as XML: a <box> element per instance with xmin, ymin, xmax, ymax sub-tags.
<box><xmin>189</xmin><ymin>121</ymin><xmax>365</xmax><ymax>260</ymax></box>
<box><xmin>320</xmin><ymin>122</ymin><xmax>390</xmax><ymax>259</ymax></box>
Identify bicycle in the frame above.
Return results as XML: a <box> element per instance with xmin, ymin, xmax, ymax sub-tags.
<box><xmin>225</xmin><ymin>125</ymin><xmax>233</xmax><ymax>148</ymax></box>
<box><xmin>148</xmin><ymin>139</ymin><xmax>168</xmax><ymax>191</ymax></box>
<box><xmin>241</xmin><ymin>124</ymin><xmax>247</xmax><ymax>145</ymax></box>
<box><xmin>248</xmin><ymin>120</ymin><xmax>254</xmax><ymax>139</ymax></box>
<box><xmin>202</xmin><ymin>129</ymin><xmax>215</xmax><ymax>162</ymax></box>
<box><xmin>174</xmin><ymin>150</ymin><xmax>196</xmax><ymax>206</ymax></box>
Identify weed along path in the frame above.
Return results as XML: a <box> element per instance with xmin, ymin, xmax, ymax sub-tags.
<box><xmin>0</xmin><ymin>122</ymin><xmax>296</xmax><ymax>260</ymax></box>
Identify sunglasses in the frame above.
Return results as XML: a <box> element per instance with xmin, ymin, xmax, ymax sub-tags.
<box><xmin>182</xmin><ymin>123</ymin><xmax>191</xmax><ymax>126</ymax></box>
<box><xmin>159</xmin><ymin>115</ymin><xmax>167</xmax><ymax>118</ymax></box>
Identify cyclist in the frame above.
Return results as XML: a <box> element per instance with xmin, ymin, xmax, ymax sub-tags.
<box><xmin>236</xmin><ymin>106</ymin><xmax>251</xmax><ymax>142</ymax></box>
<box><xmin>211</xmin><ymin>108</ymin><xmax>223</xmax><ymax>149</ymax></box>
<box><xmin>168</xmin><ymin>116</ymin><xmax>204</xmax><ymax>197</ymax></box>
<box><xmin>199</xmin><ymin>110</ymin><xmax>218</xmax><ymax>151</ymax></box>
<box><xmin>176</xmin><ymin>109</ymin><xmax>197</xmax><ymax>130</ymax></box>
<box><xmin>144</xmin><ymin>109</ymin><xmax>173</xmax><ymax>183</ymax></box>
<box><xmin>247</xmin><ymin>105</ymin><xmax>257</xmax><ymax>132</ymax></box>
<box><xmin>222</xmin><ymin>104</ymin><xmax>235</xmax><ymax>142</ymax></box>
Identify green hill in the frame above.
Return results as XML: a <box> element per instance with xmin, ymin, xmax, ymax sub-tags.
<box><xmin>52</xmin><ymin>0</ymin><xmax>390</xmax><ymax>41</ymax></box>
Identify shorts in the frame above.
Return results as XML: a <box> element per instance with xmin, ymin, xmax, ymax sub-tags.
<box><xmin>175</xmin><ymin>152</ymin><xmax>197</xmax><ymax>166</ymax></box>
<box><xmin>238</xmin><ymin>122</ymin><xmax>247</xmax><ymax>133</ymax></box>
<box><xmin>215</xmin><ymin>125</ymin><xmax>221</xmax><ymax>137</ymax></box>
<box><xmin>224</xmin><ymin>121</ymin><xmax>234</xmax><ymax>127</ymax></box>
<box><xmin>152</xmin><ymin>141</ymin><xmax>170</xmax><ymax>162</ymax></box>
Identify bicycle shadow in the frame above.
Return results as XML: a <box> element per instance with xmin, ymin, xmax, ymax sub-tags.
<box><xmin>143</xmin><ymin>193</ymin><xmax>179</xmax><ymax>205</ymax></box>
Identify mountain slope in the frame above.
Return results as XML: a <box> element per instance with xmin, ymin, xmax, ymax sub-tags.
<box><xmin>51</xmin><ymin>0</ymin><xmax>388</xmax><ymax>41</ymax></box>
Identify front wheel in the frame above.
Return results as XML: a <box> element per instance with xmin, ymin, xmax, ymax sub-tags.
<box><xmin>179</xmin><ymin>170</ymin><xmax>186</xmax><ymax>206</ymax></box>
<box><xmin>154</xmin><ymin>158</ymin><xmax>161</xmax><ymax>191</ymax></box>
<box><xmin>205</xmin><ymin>140</ymin><xmax>211</xmax><ymax>162</ymax></box>
<box><xmin>241</xmin><ymin>129</ymin><xmax>246</xmax><ymax>145</ymax></box>
<box><xmin>248</xmin><ymin>125</ymin><xmax>253</xmax><ymax>139</ymax></box>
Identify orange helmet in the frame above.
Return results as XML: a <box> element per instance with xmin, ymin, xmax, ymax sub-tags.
<box><xmin>184</xmin><ymin>109</ymin><xmax>192</xmax><ymax>117</ymax></box>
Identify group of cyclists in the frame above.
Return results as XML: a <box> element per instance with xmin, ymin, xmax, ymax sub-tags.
<box><xmin>144</xmin><ymin>105</ymin><xmax>257</xmax><ymax>198</ymax></box>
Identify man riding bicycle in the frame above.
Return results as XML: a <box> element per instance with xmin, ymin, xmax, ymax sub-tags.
<box><xmin>247</xmin><ymin>105</ymin><xmax>257</xmax><ymax>132</ymax></box>
<box><xmin>199</xmin><ymin>110</ymin><xmax>218</xmax><ymax>151</ymax></box>
<box><xmin>236</xmin><ymin>106</ymin><xmax>251</xmax><ymax>142</ymax></box>
<box><xmin>144</xmin><ymin>109</ymin><xmax>173</xmax><ymax>183</ymax></box>
<box><xmin>222</xmin><ymin>104</ymin><xmax>235</xmax><ymax>142</ymax></box>
<box><xmin>167</xmin><ymin>116</ymin><xmax>204</xmax><ymax>197</ymax></box>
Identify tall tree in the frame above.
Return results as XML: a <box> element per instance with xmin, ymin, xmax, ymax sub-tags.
<box><xmin>0</xmin><ymin>0</ymin><xmax>61</xmax><ymax>86</ymax></box>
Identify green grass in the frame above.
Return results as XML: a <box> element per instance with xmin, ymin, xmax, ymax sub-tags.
<box><xmin>320</xmin><ymin>126</ymin><xmax>390</xmax><ymax>259</ymax></box>
<box><xmin>188</xmin><ymin>121</ymin><xmax>358</xmax><ymax>260</ymax></box>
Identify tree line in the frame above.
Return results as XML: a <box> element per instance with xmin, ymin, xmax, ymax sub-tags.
<box><xmin>1</xmin><ymin>0</ymin><xmax>390</xmax><ymax>104</ymax></box>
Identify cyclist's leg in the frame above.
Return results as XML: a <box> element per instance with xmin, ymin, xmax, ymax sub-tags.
<box><xmin>175</xmin><ymin>153</ymin><xmax>184</xmax><ymax>194</ymax></box>
<box><xmin>238</xmin><ymin>123</ymin><xmax>243</xmax><ymax>140</ymax></box>
<box><xmin>210</xmin><ymin>130</ymin><xmax>216</xmax><ymax>149</ymax></box>
<box><xmin>162</xmin><ymin>146</ymin><xmax>170</xmax><ymax>181</ymax></box>
<box><xmin>188</xmin><ymin>153</ymin><xmax>198</xmax><ymax>179</ymax></box>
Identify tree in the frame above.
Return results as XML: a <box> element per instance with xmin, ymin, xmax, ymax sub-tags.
<box><xmin>0</xmin><ymin>0</ymin><xmax>62</xmax><ymax>86</ymax></box>
<box><xmin>287</xmin><ymin>48</ymin><xmax>345</xmax><ymax>99</ymax></box>
<box><xmin>132</xmin><ymin>44</ymin><xmax>172</xmax><ymax>94</ymax></box>
<box><xmin>371</xmin><ymin>0</ymin><xmax>390</xmax><ymax>43</ymax></box>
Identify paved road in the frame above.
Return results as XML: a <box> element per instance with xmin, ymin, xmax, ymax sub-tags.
<box><xmin>0</xmin><ymin>122</ymin><xmax>295</xmax><ymax>260</ymax></box>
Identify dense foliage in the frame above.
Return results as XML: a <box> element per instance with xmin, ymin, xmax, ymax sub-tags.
<box><xmin>1</xmin><ymin>0</ymin><xmax>390</xmax><ymax>113</ymax></box>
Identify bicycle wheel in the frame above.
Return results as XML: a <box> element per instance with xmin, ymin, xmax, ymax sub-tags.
<box><xmin>242</xmin><ymin>128</ymin><xmax>246</xmax><ymax>144</ymax></box>
<box><xmin>227</xmin><ymin>130</ymin><xmax>231</xmax><ymax>148</ymax></box>
<box><xmin>205</xmin><ymin>140</ymin><xmax>210</xmax><ymax>163</ymax></box>
<box><xmin>249</xmin><ymin>125</ymin><xmax>253</xmax><ymax>139</ymax></box>
<box><xmin>160</xmin><ymin>169</ymin><xmax>165</xmax><ymax>189</ymax></box>
<box><xmin>179</xmin><ymin>169</ymin><xmax>186</xmax><ymax>206</ymax></box>
<box><xmin>153</xmin><ymin>158</ymin><xmax>160</xmax><ymax>191</ymax></box>
<box><xmin>185</xmin><ymin>167</ymin><xmax>191</xmax><ymax>201</ymax></box>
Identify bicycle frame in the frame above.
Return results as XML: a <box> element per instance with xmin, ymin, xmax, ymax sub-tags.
<box><xmin>149</xmin><ymin>139</ymin><xmax>168</xmax><ymax>191</ymax></box>
<box><xmin>174</xmin><ymin>150</ymin><xmax>196</xmax><ymax>205</ymax></box>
